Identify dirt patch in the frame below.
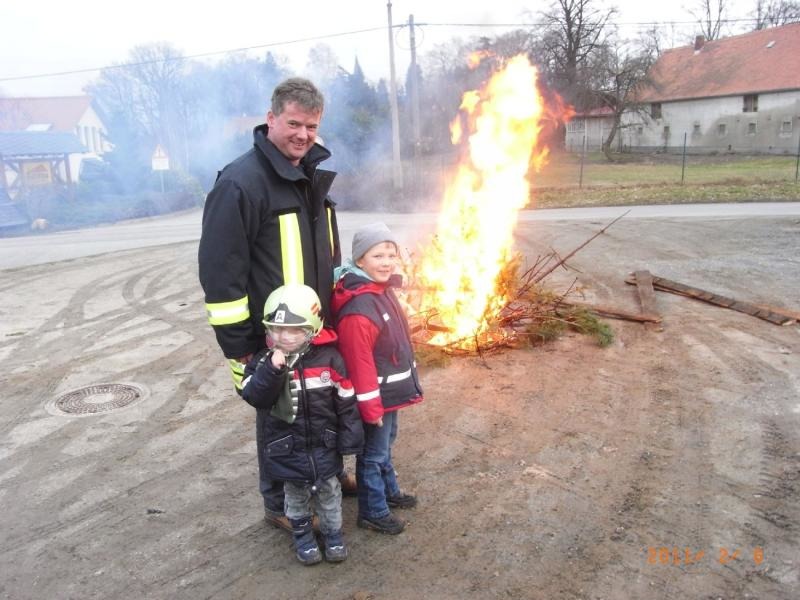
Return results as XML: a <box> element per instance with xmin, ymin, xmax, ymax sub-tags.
<box><xmin>0</xmin><ymin>215</ymin><xmax>798</xmax><ymax>599</ymax></box>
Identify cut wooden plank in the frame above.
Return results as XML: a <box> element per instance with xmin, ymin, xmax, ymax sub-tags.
<box><xmin>754</xmin><ymin>304</ymin><xmax>800</xmax><ymax>322</ymax></box>
<box><xmin>625</xmin><ymin>274</ymin><xmax>794</xmax><ymax>326</ymax></box>
<box><xmin>633</xmin><ymin>270</ymin><xmax>659</xmax><ymax>319</ymax></box>
<box><xmin>559</xmin><ymin>300</ymin><xmax>662</xmax><ymax>323</ymax></box>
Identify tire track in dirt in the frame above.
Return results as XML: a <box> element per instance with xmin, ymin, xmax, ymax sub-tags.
<box><xmin>0</xmin><ymin>244</ymin><xmax>244</xmax><ymax>561</ymax></box>
<box><xmin>0</xmin><ymin>261</ymin><xmax>150</xmax><ymax>438</ymax></box>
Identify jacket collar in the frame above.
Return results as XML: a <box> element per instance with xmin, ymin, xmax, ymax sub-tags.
<box><xmin>331</xmin><ymin>272</ymin><xmax>403</xmax><ymax>316</ymax></box>
<box><xmin>252</xmin><ymin>124</ymin><xmax>332</xmax><ymax>182</ymax></box>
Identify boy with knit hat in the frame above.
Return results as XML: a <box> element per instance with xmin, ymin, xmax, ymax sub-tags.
<box><xmin>331</xmin><ymin>222</ymin><xmax>424</xmax><ymax>535</ymax></box>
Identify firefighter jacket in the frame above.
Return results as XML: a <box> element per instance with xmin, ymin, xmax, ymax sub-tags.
<box><xmin>198</xmin><ymin>124</ymin><xmax>341</xmax><ymax>363</ymax></box>
<box><xmin>331</xmin><ymin>272</ymin><xmax>424</xmax><ymax>424</ymax></box>
<box><xmin>240</xmin><ymin>328</ymin><xmax>364</xmax><ymax>485</ymax></box>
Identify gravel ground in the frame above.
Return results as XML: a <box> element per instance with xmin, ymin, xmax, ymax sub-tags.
<box><xmin>0</xmin><ymin>211</ymin><xmax>798</xmax><ymax>599</ymax></box>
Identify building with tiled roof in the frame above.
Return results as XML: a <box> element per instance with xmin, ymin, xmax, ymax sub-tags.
<box><xmin>0</xmin><ymin>95</ymin><xmax>110</xmax><ymax>201</ymax></box>
<box><xmin>621</xmin><ymin>23</ymin><xmax>800</xmax><ymax>153</ymax></box>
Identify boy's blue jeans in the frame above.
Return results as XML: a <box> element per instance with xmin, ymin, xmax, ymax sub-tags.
<box><xmin>356</xmin><ymin>410</ymin><xmax>401</xmax><ymax>519</ymax></box>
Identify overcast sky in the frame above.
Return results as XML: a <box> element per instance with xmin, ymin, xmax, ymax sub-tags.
<box><xmin>1</xmin><ymin>0</ymin><xmax>755</xmax><ymax>97</ymax></box>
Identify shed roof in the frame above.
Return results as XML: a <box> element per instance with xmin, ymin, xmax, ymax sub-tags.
<box><xmin>638</xmin><ymin>22</ymin><xmax>800</xmax><ymax>102</ymax></box>
<box><xmin>0</xmin><ymin>131</ymin><xmax>87</xmax><ymax>157</ymax></box>
<box><xmin>573</xmin><ymin>107</ymin><xmax>615</xmax><ymax>118</ymax></box>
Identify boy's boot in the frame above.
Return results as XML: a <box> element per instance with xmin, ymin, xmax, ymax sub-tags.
<box><xmin>357</xmin><ymin>511</ymin><xmax>406</xmax><ymax>534</ymax></box>
<box><xmin>323</xmin><ymin>529</ymin><xmax>348</xmax><ymax>562</ymax></box>
<box><xmin>387</xmin><ymin>491</ymin><xmax>417</xmax><ymax>509</ymax></box>
<box><xmin>289</xmin><ymin>517</ymin><xmax>322</xmax><ymax>565</ymax></box>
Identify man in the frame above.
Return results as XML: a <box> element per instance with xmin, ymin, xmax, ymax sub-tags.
<box><xmin>198</xmin><ymin>77</ymin><xmax>355</xmax><ymax>532</ymax></box>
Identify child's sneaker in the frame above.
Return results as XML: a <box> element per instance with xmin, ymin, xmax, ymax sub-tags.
<box><xmin>323</xmin><ymin>530</ymin><xmax>348</xmax><ymax>562</ymax></box>
<box><xmin>386</xmin><ymin>492</ymin><xmax>417</xmax><ymax>509</ymax></box>
<box><xmin>289</xmin><ymin>517</ymin><xmax>322</xmax><ymax>565</ymax></box>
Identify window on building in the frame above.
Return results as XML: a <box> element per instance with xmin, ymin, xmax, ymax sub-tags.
<box><xmin>651</xmin><ymin>103</ymin><xmax>662</xmax><ymax>119</ymax></box>
<box><xmin>743</xmin><ymin>94</ymin><xmax>758</xmax><ymax>112</ymax></box>
<box><xmin>780</xmin><ymin>119</ymin><xmax>793</xmax><ymax>136</ymax></box>
<box><xmin>663</xmin><ymin>125</ymin><xmax>671</xmax><ymax>143</ymax></box>
<box><xmin>747</xmin><ymin>122</ymin><xmax>757</xmax><ymax>135</ymax></box>
<box><xmin>636</xmin><ymin>125</ymin><xmax>643</xmax><ymax>135</ymax></box>
<box><xmin>693</xmin><ymin>123</ymin><xmax>701</xmax><ymax>136</ymax></box>
<box><xmin>567</xmin><ymin>120</ymin><xmax>585</xmax><ymax>133</ymax></box>
<box><xmin>718</xmin><ymin>123</ymin><xmax>727</xmax><ymax>137</ymax></box>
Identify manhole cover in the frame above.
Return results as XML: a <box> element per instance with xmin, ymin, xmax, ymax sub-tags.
<box><xmin>47</xmin><ymin>383</ymin><xmax>148</xmax><ymax>416</ymax></box>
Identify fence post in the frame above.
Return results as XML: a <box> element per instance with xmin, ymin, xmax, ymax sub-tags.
<box><xmin>681</xmin><ymin>132</ymin><xmax>687</xmax><ymax>185</ymax></box>
<box><xmin>795</xmin><ymin>132</ymin><xmax>800</xmax><ymax>184</ymax></box>
<box><xmin>579</xmin><ymin>134</ymin><xmax>586</xmax><ymax>189</ymax></box>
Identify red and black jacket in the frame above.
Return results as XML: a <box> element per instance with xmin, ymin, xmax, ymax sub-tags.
<box><xmin>331</xmin><ymin>273</ymin><xmax>424</xmax><ymax>423</ymax></box>
<box><xmin>240</xmin><ymin>328</ymin><xmax>363</xmax><ymax>485</ymax></box>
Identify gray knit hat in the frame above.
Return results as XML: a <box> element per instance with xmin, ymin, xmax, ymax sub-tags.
<box><xmin>351</xmin><ymin>222</ymin><xmax>398</xmax><ymax>261</ymax></box>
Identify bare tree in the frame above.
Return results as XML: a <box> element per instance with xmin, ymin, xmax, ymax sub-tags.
<box><xmin>688</xmin><ymin>0</ymin><xmax>728</xmax><ymax>40</ymax></box>
<box><xmin>588</xmin><ymin>34</ymin><xmax>658</xmax><ymax>160</ymax></box>
<box><xmin>305</xmin><ymin>44</ymin><xmax>344</xmax><ymax>87</ymax></box>
<box><xmin>753</xmin><ymin>0</ymin><xmax>800</xmax><ymax>28</ymax></box>
<box><xmin>89</xmin><ymin>43</ymin><xmax>192</xmax><ymax>170</ymax></box>
<box><xmin>532</xmin><ymin>0</ymin><xmax>617</xmax><ymax>108</ymax></box>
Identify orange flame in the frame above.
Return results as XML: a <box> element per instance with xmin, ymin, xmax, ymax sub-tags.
<box><xmin>415</xmin><ymin>55</ymin><xmax>556</xmax><ymax>348</ymax></box>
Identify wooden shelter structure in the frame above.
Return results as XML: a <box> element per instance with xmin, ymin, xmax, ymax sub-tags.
<box><xmin>0</xmin><ymin>131</ymin><xmax>86</xmax><ymax>197</ymax></box>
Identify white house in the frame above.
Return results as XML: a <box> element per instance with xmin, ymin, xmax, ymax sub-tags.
<box><xmin>622</xmin><ymin>23</ymin><xmax>800</xmax><ymax>154</ymax></box>
<box><xmin>0</xmin><ymin>95</ymin><xmax>112</xmax><ymax>188</ymax></box>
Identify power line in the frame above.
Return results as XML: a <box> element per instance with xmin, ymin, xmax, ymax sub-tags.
<box><xmin>0</xmin><ymin>26</ymin><xmax>388</xmax><ymax>83</ymax></box>
<box><xmin>0</xmin><ymin>18</ymin><xmax>768</xmax><ymax>84</ymax></box>
<box><xmin>415</xmin><ymin>17</ymin><xmax>763</xmax><ymax>28</ymax></box>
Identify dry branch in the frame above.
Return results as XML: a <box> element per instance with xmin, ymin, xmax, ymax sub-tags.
<box><xmin>407</xmin><ymin>217</ymin><xmax>630</xmax><ymax>354</ymax></box>
<box><xmin>532</xmin><ymin>210</ymin><xmax>629</xmax><ymax>283</ymax></box>
<box><xmin>558</xmin><ymin>300</ymin><xmax>661</xmax><ymax>323</ymax></box>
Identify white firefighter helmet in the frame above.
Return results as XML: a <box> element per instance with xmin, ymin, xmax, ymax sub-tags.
<box><xmin>262</xmin><ymin>284</ymin><xmax>324</xmax><ymax>336</ymax></box>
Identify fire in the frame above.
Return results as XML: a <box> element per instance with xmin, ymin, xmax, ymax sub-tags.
<box><xmin>415</xmin><ymin>54</ymin><xmax>554</xmax><ymax>348</ymax></box>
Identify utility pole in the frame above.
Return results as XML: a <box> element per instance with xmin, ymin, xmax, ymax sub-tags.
<box><xmin>387</xmin><ymin>1</ymin><xmax>404</xmax><ymax>192</ymax></box>
<box><xmin>408</xmin><ymin>14</ymin><xmax>421</xmax><ymax>158</ymax></box>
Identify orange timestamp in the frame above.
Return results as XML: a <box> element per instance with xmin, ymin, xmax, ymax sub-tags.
<box><xmin>647</xmin><ymin>546</ymin><xmax>765</xmax><ymax>566</ymax></box>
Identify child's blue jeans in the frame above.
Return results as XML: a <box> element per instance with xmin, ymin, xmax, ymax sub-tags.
<box><xmin>284</xmin><ymin>475</ymin><xmax>342</xmax><ymax>535</ymax></box>
<box><xmin>356</xmin><ymin>410</ymin><xmax>401</xmax><ymax>519</ymax></box>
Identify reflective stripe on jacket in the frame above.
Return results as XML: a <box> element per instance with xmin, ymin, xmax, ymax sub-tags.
<box><xmin>332</xmin><ymin>273</ymin><xmax>424</xmax><ymax>423</ymax></box>
<box><xmin>240</xmin><ymin>328</ymin><xmax>364</xmax><ymax>484</ymax></box>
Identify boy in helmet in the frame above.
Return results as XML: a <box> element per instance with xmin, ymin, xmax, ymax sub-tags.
<box><xmin>241</xmin><ymin>284</ymin><xmax>364</xmax><ymax>565</ymax></box>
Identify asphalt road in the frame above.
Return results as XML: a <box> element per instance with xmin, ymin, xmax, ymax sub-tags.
<box><xmin>1</xmin><ymin>202</ymin><xmax>799</xmax><ymax>270</ymax></box>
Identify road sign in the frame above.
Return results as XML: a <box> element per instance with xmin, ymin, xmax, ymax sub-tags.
<box><xmin>151</xmin><ymin>144</ymin><xmax>170</xmax><ymax>171</ymax></box>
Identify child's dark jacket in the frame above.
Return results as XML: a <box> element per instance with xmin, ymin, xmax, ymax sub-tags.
<box><xmin>331</xmin><ymin>272</ymin><xmax>424</xmax><ymax>423</ymax></box>
<box><xmin>241</xmin><ymin>327</ymin><xmax>363</xmax><ymax>485</ymax></box>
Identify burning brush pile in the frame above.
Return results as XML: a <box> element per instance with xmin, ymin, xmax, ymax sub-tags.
<box><xmin>401</xmin><ymin>54</ymin><xmax>613</xmax><ymax>358</ymax></box>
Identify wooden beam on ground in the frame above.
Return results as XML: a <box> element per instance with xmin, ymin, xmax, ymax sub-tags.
<box><xmin>755</xmin><ymin>304</ymin><xmax>800</xmax><ymax>322</ymax></box>
<box><xmin>633</xmin><ymin>270</ymin><xmax>660</xmax><ymax>321</ymax></box>
<box><xmin>625</xmin><ymin>274</ymin><xmax>795</xmax><ymax>326</ymax></box>
<box><xmin>559</xmin><ymin>300</ymin><xmax>662</xmax><ymax>323</ymax></box>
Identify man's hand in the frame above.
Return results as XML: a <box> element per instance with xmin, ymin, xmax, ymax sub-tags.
<box><xmin>270</xmin><ymin>349</ymin><xmax>286</xmax><ymax>368</ymax></box>
<box><xmin>236</xmin><ymin>353</ymin><xmax>254</xmax><ymax>365</ymax></box>
<box><xmin>367</xmin><ymin>416</ymin><xmax>384</xmax><ymax>427</ymax></box>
